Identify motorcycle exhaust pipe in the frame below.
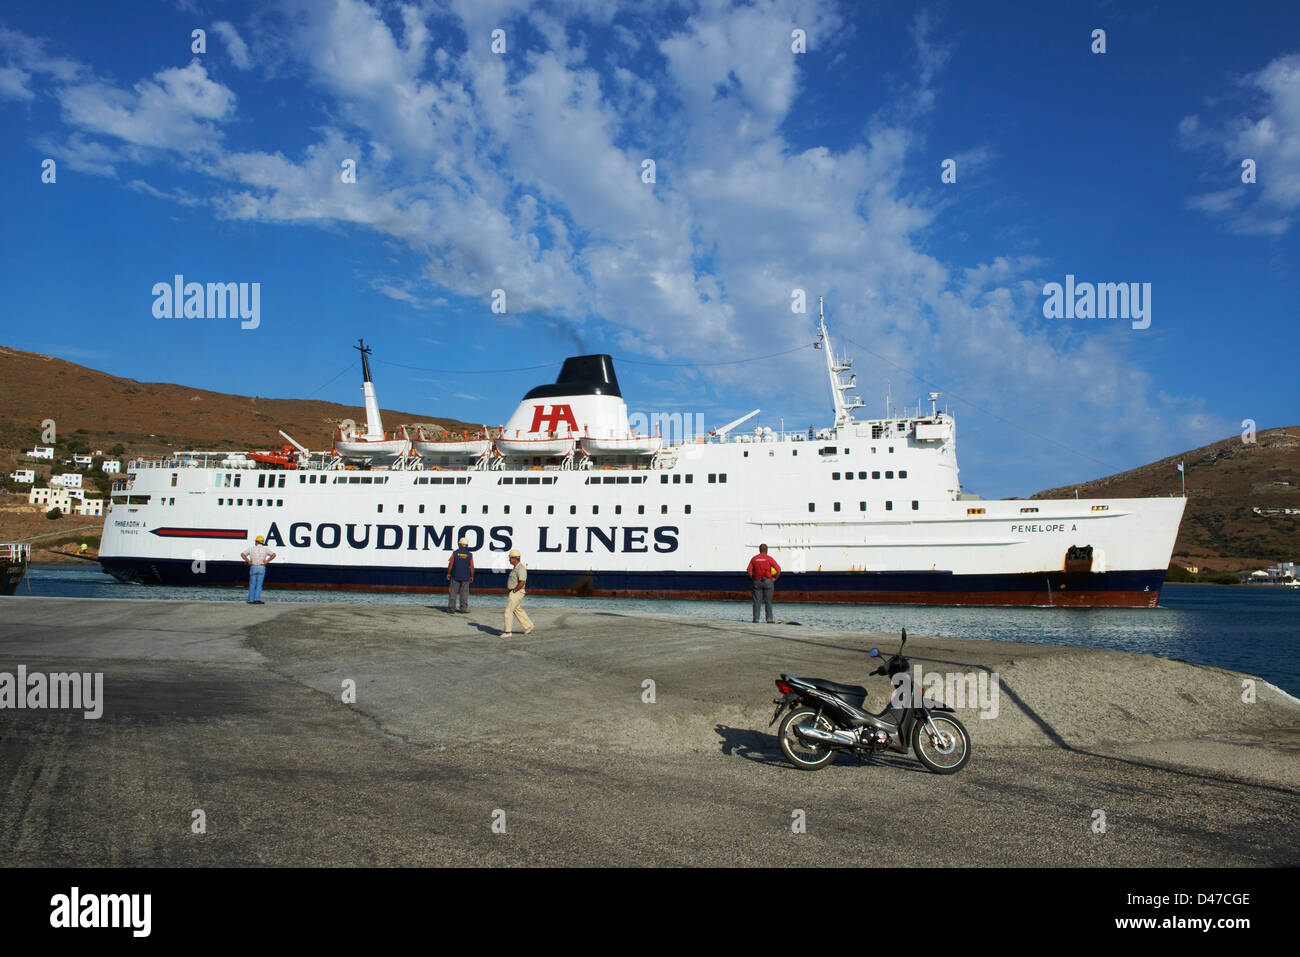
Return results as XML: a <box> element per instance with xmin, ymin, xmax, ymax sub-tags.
<box><xmin>794</xmin><ymin>724</ymin><xmax>857</xmax><ymax>748</ymax></box>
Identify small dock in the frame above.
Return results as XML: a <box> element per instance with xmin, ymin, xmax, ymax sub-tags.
<box><xmin>1</xmin><ymin>597</ymin><xmax>1296</xmax><ymax>866</ymax></box>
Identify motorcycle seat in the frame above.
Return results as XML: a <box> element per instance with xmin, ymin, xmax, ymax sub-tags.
<box><xmin>807</xmin><ymin>678</ymin><xmax>868</xmax><ymax>710</ymax></box>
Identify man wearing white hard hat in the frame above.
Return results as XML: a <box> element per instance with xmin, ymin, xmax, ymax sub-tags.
<box><xmin>240</xmin><ymin>535</ymin><xmax>276</xmax><ymax>604</ymax></box>
<box><xmin>502</xmin><ymin>549</ymin><xmax>533</xmax><ymax>637</ymax></box>
<box><xmin>446</xmin><ymin>537</ymin><xmax>475</xmax><ymax>612</ymax></box>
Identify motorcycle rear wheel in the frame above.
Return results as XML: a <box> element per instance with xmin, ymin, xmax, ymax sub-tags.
<box><xmin>911</xmin><ymin>713</ymin><xmax>971</xmax><ymax>774</ymax></box>
<box><xmin>778</xmin><ymin>707</ymin><xmax>839</xmax><ymax>770</ymax></box>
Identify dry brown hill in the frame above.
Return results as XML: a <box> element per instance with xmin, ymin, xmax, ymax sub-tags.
<box><xmin>1032</xmin><ymin>427</ymin><xmax>1300</xmax><ymax>571</ymax></box>
<box><xmin>0</xmin><ymin>344</ymin><xmax>479</xmax><ymax>468</ymax></box>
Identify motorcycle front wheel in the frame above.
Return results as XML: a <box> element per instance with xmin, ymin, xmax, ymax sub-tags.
<box><xmin>778</xmin><ymin>707</ymin><xmax>839</xmax><ymax>770</ymax></box>
<box><xmin>911</xmin><ymin>713</ymin><xmax>971</xmax><ymax>774</ymax></box>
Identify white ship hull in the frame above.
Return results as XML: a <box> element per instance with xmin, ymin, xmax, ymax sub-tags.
<box><xmin>98</xmin><ymin>311</ymin><xmax>1187</xmax><ymax>607</ymax></box>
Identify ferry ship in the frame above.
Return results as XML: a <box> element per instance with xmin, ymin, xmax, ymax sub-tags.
<box><xmin>98</xmin><ymin>303</ymin><xmax>1186</xmax><ymax>607</ymax></box>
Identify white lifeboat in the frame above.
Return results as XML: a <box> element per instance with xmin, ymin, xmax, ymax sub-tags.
<box><xmin>578</xmin><ymin>431</ymin><xmax>662</xmax><ymax>456</ymax></box>
<box><xmin>495</xmin><ymin>430</ymin><xmax>576</xmax><ymax>457</ymax></box>
<box><xmin>413</xmin><ymin>426</ymin><xmax>493</xmax><ymax>457</ymax></box>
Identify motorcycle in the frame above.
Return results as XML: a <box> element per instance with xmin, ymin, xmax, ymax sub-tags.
<box><xmin>769</xmin><ymin>628</ymin><xmax>972</xmax><ymax>774</ymax></box>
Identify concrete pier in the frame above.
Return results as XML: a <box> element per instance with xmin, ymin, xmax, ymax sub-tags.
<box><xmin>1</xmin><ymin>596</ymin><xmax>1297</xmax><ymax>866</ymax></box>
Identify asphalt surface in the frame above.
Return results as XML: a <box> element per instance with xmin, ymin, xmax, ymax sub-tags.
<box><xmin>1</xmin><ymin>596</ymin><xmax>1297</xmax><ymax>866</ymax></box>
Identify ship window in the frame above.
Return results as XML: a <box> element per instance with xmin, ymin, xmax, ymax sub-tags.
<box><xmin>504</xmin><ymin>505</ymin><xmax>510</xmax><ymax>514</ymax></box>
<box><xmin>886</xmin><ymin>471</ymin><xmax>894</xmax><ymax>479</ymax></box>
<box><xmin>548</xmin><ymin>506</ymin><xmax>554</xmax><ymax>514</ymax></box>
<box><xmin>872</xmin><ymin>425</ymin><xmax>883</xmax><ymax>439</ymax></box>
<box><xmin>299</xmin><ymin>476</ymin><xmax>305</xmax><ymax>484</ymax></box>
<box><xmin>808</xmin><ymin>503</ymin><xmax>815</xmax><ymax>512</ymax></box>
<box><xmin>686</xmin><ymin>475</ymin><xmax>693</xmax><ymax>484</ymax></box>
<box><xmin>661</xmin><ymin>475</ymin><xmax>668</xmax><ymax>484</ymax></box>
<box><xmin>912</xmin><ymin>501</ymin><xmax>919</xmax><ymax>510</ymax></box>
<box><xmin>616</xmin><ymin>476</ymin><xmax>629</xmax><ymax>485</ymax></box>
<box><xmin>885</xmin><ymin>501</ymin><xmax>893</xmax><ymax>511</ymax></box>
<box><xmin>258</xmin><ymin>475</ymin><xmax>265</xmax><ymax>488</ymax></box>
<box><xmin>719</xmin><ymin>474</ymin><xmax>727</xmax><ymax>483</ymax></box>
<box><xmin>501</xmin><ymin>477</ymin><xmax>513</xmax><ymax>485</ymax></box>
<box><xmin>844</xmin><ymin>472</ymin><xmax>853</xmax><ymax>480</ymax></box>
<box><xmin>1020</xmin><ymin>507</ymin><xmax>1039</xmax><ymax>514</ymax></box>
<box><xmin>440</xmin><ymin>505</ymin><xmax>446</xmax><ymax>514</ymax></box>
<box><xmin>456</xmin><ymin>478</ymin><xmax>468</xmax><ymax>485</ymax></box>
<box><xmin>171</xmin><ymin>473</ymin><xmax>178</xmax><ymax>487</ymax></box>
<box><xmin>685</xmin><ymin>505</ymin><xmax>692</xmax><ymax>514</ymax></box>
<box><xmin>872</xmin><ymin>471</ymin><xmax>880</xmax><ymax>479</ymax></box>
<box><xmin>1091</xmin><ymin>505</ymin><xmax>1109</xmax><ymax>511</ymax></box>
<box><xmin>419</xmin><ymin>504</ymin><xmax>425</xmax><ymax>514</ymax></box>
<box><xmin>399</xmin><ymin>504</ymin><xmax>405</xmax><ymax>513</ymax></box>
<box><xmin>237</xmin><ymin>498</ymin><xmax>243</xmax><ymax>505</ymax></box>
<box><xmin>525</xmin><ymin>506</ymin><xmax>532</xmax><ymax>514</ymax></box>
<box><xmin>819</xmin><ymin>447</ymin><xmax>836</xmax><ymax>456</ymax></box>
<box><xmin>615</xmin><ymin>505</ymin><xmax>622</xmax><ymax>515</ymax></box>
<box><xmin>834</xmin><ymin>502</ymin><xmax>841</xmax><ymax>512</ymax></box>
<box><xmin>791</xmin><ymin>449</ymin><xmax>797</xmax><ymax>456</ymax></box>
<box><xmin>899</xmin><ymin>471</ymin><xmax>907</xmax><ymax>479</ymax></box>
<box><xmin>278</xmin><ymin>475</ymin><xmax>285</xmax><ymax>488</ymax></box>
<box><xmin>859</xmin><ymin>471</ymin><xmax>867</xmax><ymax>479</ymax></box>
<box><xmin>673</xmin><ymin>475</ymin><xmax>681</xmax><ymax>484</ymax></box>
<box><xmin>257</xmin><ymin>499</ymin><xmax>263</xmax><ymax>506</ymax></box>
<box><xmin>967</xmin><ymin>508</ymin><xmax>985</xmax><ymax>515</ymax></box>
<box><xmin>570</xmin><ymin>505</ymin><xmax>577</xmax><ymax>514</ymax></box>
<box><xmin>871</xmin><ymin>447</ymin><xmax>876</xmax><ymax>454</ymax></box>
<box><xmin>593</xmin><ymin>506</ymin><xmax>599</xmax><ymax>515</ymax></box>
<box><xmin>482</xmin><ymin>505</ymin><xmax>489</xmax><ymax>514</ymax></box>
<box><xmin>460</xmin><ymin>505</ymin><xmax>467</xmax><ymax>514</ymax></box>
<box><xmin>832</xmin><ymin>472</ymin><xmax>840</xmax><ymax>480</ymax></box>
<box><xmin>638</xmin><ymin>505</ymin><xmax>645</xmax><ymax>514</ymax></box>
<box><xmin>661</xmin><ymin>505</ymin><xmax>668</xmax><ymax>514</ymax></box>
<box><xmin>859</xmin><ymin>501</ymin><xmax>866</xmax><ymax>511</ymax></box>
<box><xmin>218</xmin><ymin>498</ymin><xmax>223</xmax><ymax>506</ymax></box>
<box><xmin>541</xmin><ymin>477</ymin><xmax>553</xmax><ymax>485</ymax></box>
<box><xmin>888</xmin><ymin>447</ymin><xmax>894</xmax><ymax>454</ymax></box>
<box><xmin>708</xmin><ymin>474</ymin><xmax>715</xmax><ymax>483</ymax></box>
<box><xmin>234</xmin><ymin>475</ymin><xmax>241</xmax><ymax>487</ymax></box>
<box><xmin>743</xmin><ymin>451</ymin><xmax>748</xmax><ymax>458</ymax></box>
<box><xmin>377</xmin><ymin>504</ymin><xmax>382</xmax><ymax>513</ymax></box>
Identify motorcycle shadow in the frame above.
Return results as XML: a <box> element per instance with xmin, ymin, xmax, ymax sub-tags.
<box><xmin>715</xmin><ymin>724</ymin><xmax>928</xmax><ymax>772</ymax></box>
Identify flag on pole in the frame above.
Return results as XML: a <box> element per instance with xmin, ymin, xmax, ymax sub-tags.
<box><xmin>1177</xmin><ymin>462</ymin><xmax>1184</xmax><ymax>473</ymax></box>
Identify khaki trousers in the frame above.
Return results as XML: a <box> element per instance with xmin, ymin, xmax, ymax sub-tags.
<box><xmin>505</xmin><ymin>589</ymin><xmax>532</xmax><ymax>633</ymax></box>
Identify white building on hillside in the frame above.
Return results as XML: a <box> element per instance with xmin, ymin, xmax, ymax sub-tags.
<box><xmin>101</xmin><ymin>460</ymin><xmax>121</xmax><ymax>473</ymax></box>
<box><xmin>26</xmin><ymin>446</ymin><xmax>53</xmax><ymax>460</ymax></box>
<box><xmin>29</xmin><ymin>487</ymin><xmax>75</xmax><ymax>511</ymax></box>
<box><xmin>9</xmin><ymin>470</ymin><xmax>35</xmax><ymax>483</ymax></box>
<box><xmin>52</xmin><ymin>473</ymin><xmax>83</xmax><ymax>488</ymax></box>
<box><xmin>78</xmin><ymin>498</ymin><xmax>103</xmax><ymax>517</ymax></box>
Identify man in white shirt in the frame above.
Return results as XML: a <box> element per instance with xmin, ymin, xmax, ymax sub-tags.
<box><xmin>502</xmin><ymin>549</ymin><xmax>533</xmax><ymax>637</ymax></box>
<box><xmin>240</xmin><ymin>535</ymin><xmax>276</xmax><ymax>604</ymax></box>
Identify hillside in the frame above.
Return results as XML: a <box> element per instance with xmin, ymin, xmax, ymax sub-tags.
<box><xmin>1032</xmin><ymin>428</ymin><xmax>1300</xmax><ymax>571</ymax></box>
<box><xmin>0</xmin><ymin>344</ymin><xmax>480</xmax><ymax>466</ymax></box>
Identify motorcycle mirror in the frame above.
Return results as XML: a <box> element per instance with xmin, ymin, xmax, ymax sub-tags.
<box><xmin>869</xmin><ymin>648</ymin><xmax>879</xmax><ymax>657</ymax></box>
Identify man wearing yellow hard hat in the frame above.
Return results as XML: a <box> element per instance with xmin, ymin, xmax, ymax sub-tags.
<box><xmin>240</xmin><ymin>534</ymin><xmax>277</xmax><ymax>604</ymax></box>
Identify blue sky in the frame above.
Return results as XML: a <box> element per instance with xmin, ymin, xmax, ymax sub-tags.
<box><xmin>1</xmin><ymin>0</ymin><xmax>1296</xmax><ymax>498</ymax></box>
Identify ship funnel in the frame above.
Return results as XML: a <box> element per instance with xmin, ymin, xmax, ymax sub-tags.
<box><xmin>355</xmin><ymin>339</ymin><xmax>385</xmax><ymax>440</ymax></box>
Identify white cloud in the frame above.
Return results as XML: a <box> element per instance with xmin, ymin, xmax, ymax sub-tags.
<box><xmin>58</xmin><ymin>60</ymin><xmax>236</xmax><ymax>153</ymax></box>
<box><xmin>1181</xmin><ymin>50</ymin><xmax>1300</xmax><ymax>235</ymax></box>
<box><xmin>212</xmin><ymin>21</ymin><xmax>252</xmax><ymax>70</ymax></box>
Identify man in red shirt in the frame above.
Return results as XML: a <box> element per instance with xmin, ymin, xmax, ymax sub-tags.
<box><xmin>746</xmin><ymin>543</ymin><xmax>781</xmax><ymax>623</ymax></box>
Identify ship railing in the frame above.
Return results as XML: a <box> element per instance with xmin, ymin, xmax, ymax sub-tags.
<box><xmin>1</xmin><ymin>543</ymin><xmax>32</xmax><ymax>564</ymax></box>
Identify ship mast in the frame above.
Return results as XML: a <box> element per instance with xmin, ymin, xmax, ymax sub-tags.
<box><xmin>355</xmin><ymin>339</ymin><xmax>386</xmax><ymax>440</ymax></box>
<box><xmin>818</xmin><ymin>297</ymin><xmax>864</xmax><ymax>430</ymax></box>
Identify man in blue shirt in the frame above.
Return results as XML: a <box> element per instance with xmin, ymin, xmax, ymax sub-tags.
<box><xmin>446</xmin><ymin>537</ymin><xmax>475</xmax><ymax>612</ymax></box>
